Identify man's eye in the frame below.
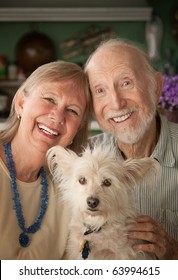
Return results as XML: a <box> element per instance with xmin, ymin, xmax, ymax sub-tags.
<box><xmin>123</xmin><ymin>81</ymin><xmax>130</xmax><ymax>87</ymax></box>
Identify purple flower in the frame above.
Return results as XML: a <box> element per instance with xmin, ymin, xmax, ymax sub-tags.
<box><xmin>159</xmin><ymin>75</ymin><xmax>178</xmax><ymax>111</ymax></box>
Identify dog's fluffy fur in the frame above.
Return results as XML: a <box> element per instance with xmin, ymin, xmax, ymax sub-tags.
<box><xmin>47</xmin><ymin>142</ymin><xmax>159</xmax><ymax>260</ymax></box>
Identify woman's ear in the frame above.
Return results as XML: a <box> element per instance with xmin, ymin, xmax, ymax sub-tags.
<box><xmin>14</xmin><ymin>90</ymin><xmax>25</xmax><ymax>116</ymax></box>
<box><xmin>155</xmin><ymin>72</ymin><xmax>164</xmax><ymax>104</ymax></box>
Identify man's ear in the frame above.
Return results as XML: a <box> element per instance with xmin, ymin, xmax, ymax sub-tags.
<box><xmin>14</xmin><ymin>90</ymin><xmax>25</xmax><ymax>115</ymax></box>
<box><xmin>155</xmin><ymin>72</ymin><xmax>164</xmax><ymax>104</ymax></box>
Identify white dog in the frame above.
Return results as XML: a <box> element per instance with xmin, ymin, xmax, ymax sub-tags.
<box><xmin>47</xmin><ymin>142</ymin><xmax>159</xmax><ymax>260</ymax></box>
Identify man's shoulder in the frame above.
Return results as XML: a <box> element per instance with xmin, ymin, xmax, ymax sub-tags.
<box><xmin>168</xmin><ymin>121</ymin><xmax>178</xmax><ymax>139</ymax></box>
<box><xmin>160</xmin><ymin>114</ymin><xmax>178</xmax><ymax>139</ymax></box>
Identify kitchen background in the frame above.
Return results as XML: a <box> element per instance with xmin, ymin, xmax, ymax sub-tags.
<box><xmin>0</xmin><ymin>0</ymin><xmax>178</xmax><ymax>131</ymax></box>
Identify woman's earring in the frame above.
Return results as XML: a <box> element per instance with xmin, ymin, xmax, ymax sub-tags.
<box><xmin>17</xmin><ymin>114</ymin><xmax>21</xmax><ymax>120</ymax></box>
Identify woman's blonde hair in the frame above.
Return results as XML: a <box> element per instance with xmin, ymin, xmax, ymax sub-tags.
<box><xmin>0</xmin><ymin>61</ymin><xmax>92</xmax><ymax>153</ymax></box>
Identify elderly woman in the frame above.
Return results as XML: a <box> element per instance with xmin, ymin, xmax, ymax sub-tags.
<box><xmin>0</xmin><ymin>61</ymin><xmax>91</xmax><ymax>259</ymax></box>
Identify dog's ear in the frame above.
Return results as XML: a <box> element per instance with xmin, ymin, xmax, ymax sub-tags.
<box><xmin>122</xmin><ymin>157</ymin><xmax>160</xmax><ymax>187</ymax></box>
<box><xmin>46</xmin><ymin>145</ymin><xmax>78</xmax><ymax>175</ymax></box>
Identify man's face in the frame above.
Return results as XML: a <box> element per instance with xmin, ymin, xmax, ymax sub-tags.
<box><xmin>87</xmin><ymin>46</ymin><xmax>157</xmax><ymax>144</ymax></box>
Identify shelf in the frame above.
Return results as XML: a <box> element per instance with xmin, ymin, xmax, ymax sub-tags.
<box><xmin>0</xmin><ymin>80</ymin><xmax>22</xmax><ymax>87</ymax></box>
<box><xmin>0</xmin><ymin>80</ymin><xmax>23</xmax><ymax>99</ymax></box>
<box><xmin>0</xmin><ymin>7</ymin><xmax>152</xmax><ymax>22</ymax></box>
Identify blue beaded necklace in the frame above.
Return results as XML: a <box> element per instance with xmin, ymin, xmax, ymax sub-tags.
<box><xmin>4</xmin><ymin>143</ymin><xmax>48</xmax><ymax>247</ymax></box>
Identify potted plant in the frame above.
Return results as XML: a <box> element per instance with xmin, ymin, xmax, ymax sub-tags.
<box><xmin>159</xmin><ymin>74</ymin><xmax>178</xmax><ymax>123</ymax></box>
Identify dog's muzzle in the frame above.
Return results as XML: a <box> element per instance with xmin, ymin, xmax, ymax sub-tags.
<box><xmin>87</xmin><ymin>197</ymin><xmax>99</xmax><ymax>211</ymax></box>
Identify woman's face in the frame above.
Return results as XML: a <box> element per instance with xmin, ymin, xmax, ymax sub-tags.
<box><xmin>15</xmin><ymin>80</ymin><xmax>87</xmax><ymax>153</ymax></box>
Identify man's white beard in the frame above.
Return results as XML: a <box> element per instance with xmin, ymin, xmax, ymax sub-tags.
<box><xmin>114</xmin><ymin>108</ymin><xmax>156</xmax><ymax>144</ymax></box>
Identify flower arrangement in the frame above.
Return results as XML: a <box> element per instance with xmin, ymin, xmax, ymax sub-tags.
<box><xmin>159</xmin><ymin>74</ymin><xmax>178</xmax><ymax>112</ymax></box>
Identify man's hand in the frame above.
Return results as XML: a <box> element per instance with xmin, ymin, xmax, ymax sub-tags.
<box><xmin>128</xmin><ymin>215</ymin><xmax>178</xmax><ymax>259</ymax></box>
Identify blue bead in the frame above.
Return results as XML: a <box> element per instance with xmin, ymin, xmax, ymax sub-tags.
<box><xmin>19</xmin><ymin>232</ymin><xmax>30</xmax><ymax>247</ymax></box>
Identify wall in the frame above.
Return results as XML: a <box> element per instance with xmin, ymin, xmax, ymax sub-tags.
<box><xmin>147</xmin><ymin>0</ymin><xmax>178</xmax><ymax>71</ymax></box>
<box><xmin>0</xmin><ymin>0</ymin><xmax>177</xmax><ymax>72</ymax></box>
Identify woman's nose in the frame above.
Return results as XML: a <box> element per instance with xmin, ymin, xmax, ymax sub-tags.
<box><xmin>48</xmin><ymin>109</ymin><xmax>65</xmax><ymax>125</ymax></box>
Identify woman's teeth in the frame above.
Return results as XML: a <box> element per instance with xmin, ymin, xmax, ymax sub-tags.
<box><xmin>38</xmin><ymin>124</ymin><xmax>59</xmax><ymax>136</ymax></box>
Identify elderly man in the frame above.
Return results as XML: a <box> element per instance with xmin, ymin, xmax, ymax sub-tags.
<box><xmin>84</xmin><ymin>38</ymin><xmax>178</xmax><ymax>259</ymax></box>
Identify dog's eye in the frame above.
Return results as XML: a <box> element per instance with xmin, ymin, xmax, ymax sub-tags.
<box><xmin>101</xmin><ymin>178</ymin><xmax>111</xmax><ymax>187</ymax></box>
<box><xmin>79</xmin><ymin>177</ymin><xmax>87</xmax><ymax>185</ymax></box>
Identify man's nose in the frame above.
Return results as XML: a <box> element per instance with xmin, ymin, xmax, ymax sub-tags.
<box><xmin>110</xmin><ymin>90</ymin><xmax>126</xmax><ymax>110</ymax></box>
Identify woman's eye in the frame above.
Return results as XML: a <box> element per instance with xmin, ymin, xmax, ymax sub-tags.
<box><xmin>67</xmin><ymin>108</ymin><xmax>79</xmax><ymax>116</ymax></box>
<box><xmin>44</xmin><ymin>97</ymin><xmax>56</xmax><ymax>104</ymax></box>
<box><xmin>96</xmin><ymin>88</ymin><xmax>103</xmax><ymax>94</ymax></box>
<box><xmin>101</xmin><ymin>178</ymin><xmax>111</xmax><ymax>187</ymax></box>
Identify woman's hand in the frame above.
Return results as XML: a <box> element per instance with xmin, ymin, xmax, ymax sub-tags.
<box><xmin>128</xmin><ymin>215</ymin><xmax>178</xmax><ymax>259</ymax></box>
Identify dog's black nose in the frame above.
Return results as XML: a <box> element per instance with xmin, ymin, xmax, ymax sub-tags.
<box><xmin>87</xmin><ymin>197</ymin><xmax>99</xmax><ymax>209</ymax></box>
